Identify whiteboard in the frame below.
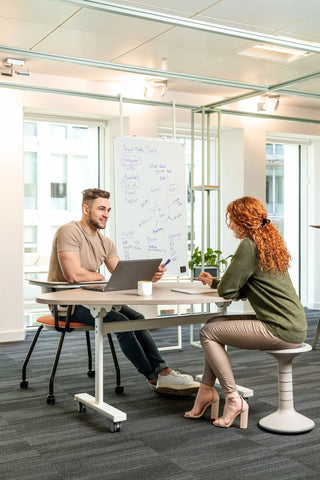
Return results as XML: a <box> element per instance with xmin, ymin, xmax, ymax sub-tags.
<box><xmin>114</xmin><ymin>136</ymin><xmax>188</xmax><ymax>277</ymax></box>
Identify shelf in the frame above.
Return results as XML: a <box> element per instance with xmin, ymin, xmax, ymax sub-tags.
<box><xmin>192</xmin><ymin>185</ymin><xmax>219</xmax><ymax>191</ymax></box>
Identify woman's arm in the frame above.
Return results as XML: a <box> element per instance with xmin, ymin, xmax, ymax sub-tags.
<box><xmin>216</xmin><ymin>238</ymin><xmax>257</xmax><ymax>299</ymax></box>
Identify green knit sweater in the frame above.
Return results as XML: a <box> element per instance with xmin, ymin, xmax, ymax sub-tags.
<box><xmin>211</xmin><ymin>237</ymin><xmax>307</xmax><ymax>343</ymax></box>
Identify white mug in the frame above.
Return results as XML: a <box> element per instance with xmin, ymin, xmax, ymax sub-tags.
<box><xmin>137</xmin><ymin>281</ymin><xmax>152</xmax><ymax>296</ymax></box>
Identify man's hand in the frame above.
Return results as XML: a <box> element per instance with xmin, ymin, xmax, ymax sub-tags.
<box><xmin>152</xmin><ymin>264</ymin><xmax>167</xmax><ymax>282</ymax></box>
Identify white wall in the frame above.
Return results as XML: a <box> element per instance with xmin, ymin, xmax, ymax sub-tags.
<box><xmin>1</xmin><ymin>72</ymin><xmax>320</xmax><ymax>341</ymax></box>
<box><xmin>0</xmin><ymin>90</ymin><xmax>24</xmax><ymax>341</ymax></box>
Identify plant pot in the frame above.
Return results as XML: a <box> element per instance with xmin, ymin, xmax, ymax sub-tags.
<box><xmin>193</xmin><ymin>266</ymin><xmax>218</xmax><ymax>278</ymax></box>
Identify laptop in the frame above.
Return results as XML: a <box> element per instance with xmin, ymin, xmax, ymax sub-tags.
<box><xmin>82</xmin><ymin>258</ymin><xmax>162</xmax><ymax>292</ymax></box>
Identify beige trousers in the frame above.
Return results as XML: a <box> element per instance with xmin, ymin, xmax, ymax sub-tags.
<box><xmin>200</xmin><ymin>314</ymin><xmax>301</xmax><ymax>395</ymax></box>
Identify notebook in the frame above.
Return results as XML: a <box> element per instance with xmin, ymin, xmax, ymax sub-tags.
<box><xmin>171</xmin><ymin>287</ymin><xmax>217</xmax><ymax>295</ymax></box>
<box><xmin>82</xmin><ymin>258</ymin><xmax>162</xmax><ymax>292</ymax></box>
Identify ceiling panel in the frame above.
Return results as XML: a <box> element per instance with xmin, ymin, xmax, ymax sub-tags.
<box><xmin>20</xmin><ymin>56</ymin><xmax>145</xmax><ymax>85</ymax></box>
<box><xmin>36</xmin><ymin>28</ymin><xmax>142</xmax><ymax>62</ymax></box>
<box><xmin>0</xmin><ymin>0</ymin><xmax>77</xmax><ymax>24</ymax></box>
<box><xmin>114</xmin><ymin>41</ymin><xmax>216</xmax><ymax>72</ymax></box>
<box><xmin>0</xmin><ymin>17</ymin><xmax>53</xmax><ymax>49</ymax></box>
<box><xmin>148</xmin><ymin>27</ymin><xmax>254</xmax><ymax>56</ymax></box>
<box><xmin>195</xmin><ymin>0</ymin><xmax>320</xmax><ymax>32</ymax></box>
<box><xmin>284</xmin><ymin>78</ymin><xmax>320</xmax><ymax>94</ymax></box>
<box><xmin>184</xmin><ymin>54</ymin><xmax>308</xmax><ymax>86</ymax></box>
<box><xmin>64</xmin><ymin>9</ymin><xmax>170</xmax><ymax>41</ymax></box>
<box><xmin>278</xmin><ymin>13</ymin><xmax>320</xmax><ymax>42</ymax></box>
<box><xmin>246</xmin><ymin>64</ymin><xmax>318</xmax><ymax>88</ymax></box>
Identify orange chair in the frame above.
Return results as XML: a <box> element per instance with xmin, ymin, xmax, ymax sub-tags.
<box><xmin>20</xmin><ymin>303</ymin><xmax>123</xmax><ymax>404</ymax></box>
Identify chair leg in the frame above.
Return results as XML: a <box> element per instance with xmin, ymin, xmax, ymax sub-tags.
<box><xmin>107</xmin><ymin>333</ymin><xmax>124</xmax><ymax>394</ymax></box>
<box><xmin>47</xmin><ymin>331</ymin><xmax>66</xmax><ymax>404</ymax></box>
<box><xmin>312</xmin><ymin>318</ymin><xmax>320</xmax><ymax>349</ymax></box>
<box><xmin>85</xmin><ymin>331</ymin><xmax>95</xmax><ymax>377</ymax></box>
<box><xmin>20</xmin><ymin>324</ymin><xmax>44</xmax><ymax>388</ymax></box>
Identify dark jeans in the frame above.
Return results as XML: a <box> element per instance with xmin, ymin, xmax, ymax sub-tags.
<box><xmin>71</xmin><ymin>304</ymin><xmax>169</xmax><ymax>380</ymax></box>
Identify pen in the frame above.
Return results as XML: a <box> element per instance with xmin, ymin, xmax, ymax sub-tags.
<box><xmin>162</xmin><ymin>259</ymin><xmax>171</xmax><ymax>267</ymax></box>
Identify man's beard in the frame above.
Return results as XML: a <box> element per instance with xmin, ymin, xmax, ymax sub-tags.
<box><xmin>88</xmin><ymin>216</ymin><xmax>106</xmax><ymax>230</ymax></box>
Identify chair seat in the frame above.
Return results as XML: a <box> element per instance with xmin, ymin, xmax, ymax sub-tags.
<box><xmin>36</xmin><ymin>314</ymin><xmax>94</xmax><ymax>329</ymax></box>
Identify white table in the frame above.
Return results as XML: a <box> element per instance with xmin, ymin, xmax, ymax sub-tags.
<box><xmin>36</xmin><ymin>281</ymin><xmax>249</xmax><ymax>431</ymax></box>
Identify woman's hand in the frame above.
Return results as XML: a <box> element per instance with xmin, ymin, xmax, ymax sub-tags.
<box><xmin>198</xmin><ymin>271</ymin><xmax>213</xmax><ymax>287</ymax></box>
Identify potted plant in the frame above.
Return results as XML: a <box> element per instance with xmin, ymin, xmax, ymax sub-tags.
<box><xmin>188</xmin><ymin>247</ymin><xmax>233</xmax><ymax>278</ymax></box>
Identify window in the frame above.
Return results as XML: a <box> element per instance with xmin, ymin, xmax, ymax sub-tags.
<box><xmin>266</xmin><ymin>140</ymin><xmax>308</xmax><ymax>298</ymax></box>
<box><xmin>24</xmin><ymin>117</ymin><xmax>102</xmax><ymax>326</ymax></box>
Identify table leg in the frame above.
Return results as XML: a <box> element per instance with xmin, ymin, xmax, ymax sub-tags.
<box><xmin>74</xmin><ymin>306</ymin><xmax>127</xmax><ymax>432</ymax></box>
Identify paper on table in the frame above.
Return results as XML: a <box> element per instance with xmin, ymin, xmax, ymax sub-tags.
<box><xmin>171</xmin><ymin>287</ymin><xmax>217</xmax><ymax>294</ymax></box>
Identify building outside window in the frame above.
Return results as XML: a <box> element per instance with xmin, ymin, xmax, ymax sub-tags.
<box><xmin>266</xmin><ymin>142</ymin><xmax>284</xmax><ymax>236</ymax></box>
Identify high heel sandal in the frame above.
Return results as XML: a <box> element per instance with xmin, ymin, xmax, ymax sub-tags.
<box><xmin>213</xmin><ymin>395</ymin><xmax>248</xmax><ymax>429</ymax></box>
<box><xmin>184</xmin><ymin>385</ymin><xmax>220</xmax><ymax>419</ymax></box>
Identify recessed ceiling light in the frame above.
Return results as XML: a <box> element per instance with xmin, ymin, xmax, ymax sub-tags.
<box><xmin>253</xmin><ymin>43</ymin><xmax>309</xmax><ymax>57</ymax></box>
<box><xmin>238</xmin><ymin>37</ymin><xmax>317</xmax><ymax>63</ymax></box>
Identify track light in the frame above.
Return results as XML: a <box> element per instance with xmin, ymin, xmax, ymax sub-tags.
<box><xmin>1</xmin><ymin>58</ymin><xmax>30</xmax><ymax>77</ymax></box>
<box><xmin>257</xmin><ymin>95</ymin><xmax>280</xmax><ymax>112</ymax></box>
<box><xmin>143</xmin><ymin>79</ymin><xmax>168</xmax><ymax>98</ymax></box>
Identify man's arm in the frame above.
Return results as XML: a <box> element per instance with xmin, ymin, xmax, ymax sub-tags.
<box><xmin>58</xmin><ymin>251</ymin><xmax>106</xmax><ymax>283</ymax></box>
<box><xmin>104</xmin><ymin>255</ymin><xmax>121</xmax><ymax>274</ymax></box>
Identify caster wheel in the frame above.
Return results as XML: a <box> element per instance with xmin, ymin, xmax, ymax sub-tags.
<box><xmin>78</xmin><ymin>402</ymin><xmax>86</xmax><ymax>413</ymax></box>
<box><xmin>87</xmin><ymin>370</ymin><xmax>95</xmax><ymax>378</ymax></box>
<box><xmin>109</xmin><ymin>421</ymin><xmax>121</xmax><ymax>433</ymax></box>
<box><xmin>47</xmin><ymin>395</ymin><xmax>55</xmax><ymax>405</ymax></box>
<box><xmin>115</xmin><ymin>385</ymin><xmax>124</xmax><ymax>395</ymax></box>
<box><xmin>20</xmin><ymin>380</ymin><xmax>28</xmax><ymax>389</ymax></box>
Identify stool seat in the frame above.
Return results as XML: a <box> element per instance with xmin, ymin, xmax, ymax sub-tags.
<box><xmin>263</xmin><ymin>343</ymin><xmax>312</xmax><ymax>355</ymax></box>
<box><xmin>259</xmin><ymin>343</ymin><xmax>315</xmax><ymax>434</ymax></box>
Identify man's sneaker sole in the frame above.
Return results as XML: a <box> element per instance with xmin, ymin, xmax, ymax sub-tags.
<box><xmin>156</xmin><ymin>385</ymin><xmax>199</xmax><ymax>395</ymax></box>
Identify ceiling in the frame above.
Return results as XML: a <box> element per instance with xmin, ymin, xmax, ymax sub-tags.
<box><xmin>1</xmin><ymin>0</ymin><xmax>320</xmax><ymax>113</ymax></box>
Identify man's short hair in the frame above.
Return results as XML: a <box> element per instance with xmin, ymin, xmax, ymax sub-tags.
<box><xmin>82</xmin><ymin>188</ymin><xmax>110</xmax><ymax>205</ymax></box>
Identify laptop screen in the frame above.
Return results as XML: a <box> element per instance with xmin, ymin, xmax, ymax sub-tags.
<box><xmin>83</xmin><ymin>258</ymin><xmax>162</xmax><ymax>292</ymax></box>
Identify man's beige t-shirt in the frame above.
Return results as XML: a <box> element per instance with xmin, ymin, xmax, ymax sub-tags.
<box><xmin>48</xmin><ymin>221</ymin><xmax>118</xmax><ymax>282</ymax></box>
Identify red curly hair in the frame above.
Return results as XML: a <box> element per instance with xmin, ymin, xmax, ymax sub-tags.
<box><xmin>226</xmin><ymin>196</ymin><xmax>290</xmax><ymax>274</ymax></box>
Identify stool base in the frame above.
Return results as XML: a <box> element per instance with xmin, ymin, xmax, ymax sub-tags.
<box><xmin>259</xmin><ymin>409</ymin><xmax>315</xmax><ymax>433</ymax></box>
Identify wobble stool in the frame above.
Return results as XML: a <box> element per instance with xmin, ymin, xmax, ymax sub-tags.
<box><xmin>259</xmin><ymin>343</ymin><xmax>315</xmax><ymax>433</ymax></box>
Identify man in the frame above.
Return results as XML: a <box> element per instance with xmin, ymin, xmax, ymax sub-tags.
<box><xmin>48</xmin><ymin>188</ymin><xmax>199</xmax><ymax>395</ymax></box>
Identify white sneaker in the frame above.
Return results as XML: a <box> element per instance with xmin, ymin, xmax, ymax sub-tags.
<box><xmin>156</xmin><ymin>370</ymin><xmax>200</xmax><ymax>395</ymax></box>
<box><xmin>147</xmin><ymin>380</ymin><xmax>157</xmax><ymax>391</ymax></box>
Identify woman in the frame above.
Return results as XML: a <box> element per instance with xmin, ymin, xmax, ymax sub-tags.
<box><xmin>185</xmin><ymin>196</ymin><xmax>307</xmax><ymax>429</ymax></box>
